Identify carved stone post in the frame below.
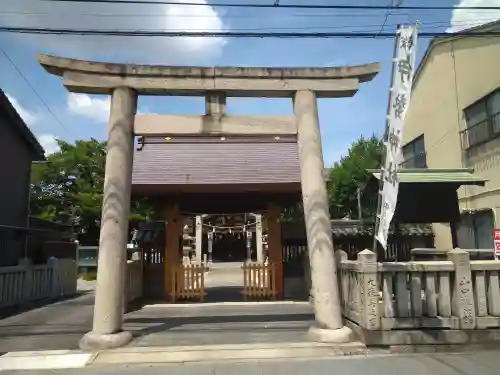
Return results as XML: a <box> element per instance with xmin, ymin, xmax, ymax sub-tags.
<box><xmin>207</xmin><ymin>230</ymin><xmax>213</xmax><ymax>264</ymax></box>
<box><xmin>80</xmin><ymin>87</ymin><xmax>137</xmax><ymax>350</ymax></box>
<box><xmin>357</xmin><ymin>249</ymin><xmax>381</xmax><ymax>330</ymax></box>
<box><xmin>255</xmin><ymin>214</ymin><xmax>264</xmax><ymax>263</ymax></box>
<box><xmin>47</xmin><ymin>257</ymin><xmax>60</xmax><ymax>298</ymax></box>
<box><xmin>195</xmin><ymin>215</ymin><xmax>203</xmax><ymax>263</ymax></box>
<box><xmin>448</xmin><ymin>249</ymin><xmax>476</xmax><ymax>329</ymax></box>
<box><xmin>246</xmin><ymin>229</ymin><xmax>253</xmax><ymax>261</ymax></box>
<box><xmin>294</xmin><ymin>89</ymin><xmax>353</xmax><ymax>343</ymax></box>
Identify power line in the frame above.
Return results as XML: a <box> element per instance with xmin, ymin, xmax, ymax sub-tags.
<box><xmin>40</xmin><ymin>0</ymin><xmax>500</xmax><ymax>11</ymax></box>
<box><xmin>2</xmin><ymin>27</ymin><xmax>500</xmax><ymax>38</ymax></box>
<box><xmin>3</xmin><ymin>9</ymin><xmax>499</xmax><ymax>32</ymax></box>
<box><xmin>0</xmin><ymin>10</ymin><xmax>449</xmax><ymax>18</ymax></box>
<box><xmin>0</xmin><ymin>45</ymin><xmax>70</xmax><ymax>136</ymax></box>
<box><xmin>2</xmin><ymin>10</ymin><xmax>499</xmax><ymax>31</ymax></box>
<box><xmin>376</xmin><ymin>0</ymin><xmax>405</xmax><ymax>37</ymax></box>
<box><xmin>2</xmin><ymin>21</ymin><xmax>497</xmax><ymax>34</ymax></box>
<box><xmin>4</xmin><ymin>9</ymin><xmax>497</xmax><ymax>18</ymax></box>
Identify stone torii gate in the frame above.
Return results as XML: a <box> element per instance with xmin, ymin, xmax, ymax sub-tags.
<box><xmin>37</xmin><ymin>54</ymin><xmax>379</xmax><ymax>350</ymax></box>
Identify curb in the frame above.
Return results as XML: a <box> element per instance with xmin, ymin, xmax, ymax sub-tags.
<box><xmin>0</xmin><ymin>341</ymin><xmax>367</xmax><ymax>371</ymax></box>
<box><xmin>0</xmin><ymin>350</ymin><xmax>96</xmax><ymax>371</ymax></box>
<box><xmin>93</xmin><ymin>341</ymin><xmax>367</xmax><ymax>366</ymax></box>
<box><xmin>142</xmin><ymin>301</ymin><xmax>311</xmax><ymax>308</ymax></box>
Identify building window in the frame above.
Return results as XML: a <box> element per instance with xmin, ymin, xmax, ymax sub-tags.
<box><xmin>460</xmin><ymin>89</ymin><xmax>500</xmax><ymax>150</ymax></box>
<box><xmin>456</xmin><ymin>209</ymin><xmax>494</xmax><ymax>250</ymax></box>
<box><xmin>401</xmin><ymin>135</ymin><xmax>427</xmax><ymax>168</ymax></box>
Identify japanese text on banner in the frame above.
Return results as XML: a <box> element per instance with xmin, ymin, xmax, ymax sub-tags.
<box><xmin>376</xmin><ymin>26</ymin><xmax>418</xmax><ymax>249</ymax></box>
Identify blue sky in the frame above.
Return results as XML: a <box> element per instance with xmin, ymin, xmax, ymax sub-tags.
<box><xmin>1</xmin><ymin>0</ymin><xmax>498</xmax><ymax>165</ymax></box>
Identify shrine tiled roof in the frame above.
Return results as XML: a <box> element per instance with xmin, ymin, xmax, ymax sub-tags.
<box><xmin>132</xmin><ymin>135</ymin><xmax>301</xmax><ymax>187</ymax></box>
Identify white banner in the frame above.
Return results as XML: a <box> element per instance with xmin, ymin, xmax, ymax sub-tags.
<box><xmin>376</xmin><ymin>25</ymin><xmax>419</xmax><ymax>249</ymax></box>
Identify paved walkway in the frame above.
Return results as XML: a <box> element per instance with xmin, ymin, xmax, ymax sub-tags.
<box><xmin>2</xmin><ymin>351</ymin><xmax>500</xmax><ymax>374</ymax></box>
<box><xmin>204</xmin><ymin>262</ymin><xmax>245</xmax><ymax>302</ymax></box>
<box><xmin>126</xmin><ymin>302</ymin><xmax>313</xmax><ymax>347</ymax></box>
<box><xmin>0</xmin><ymin>289</ymin><xmax>314</xmax><ymax>352</ymax></box>
<box><xmin>0</xmin><ymin>292</ymin><xmax>95</xmax><ymax>352</ymax></box>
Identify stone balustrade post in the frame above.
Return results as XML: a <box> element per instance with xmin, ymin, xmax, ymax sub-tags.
<box><xmin>335</xmin><ymin>250</ymin><xmax>348</xmax><ymax>309</ymax></box>
<box><xmin>246</xmin><ymin>229</ymin><xmax>253</xmax><ymax>261</ymax></box>
<box><xmin>123</xmin><ymin>261</ymin><xmax>131</xmax><ymax>315</ymax></box>
<box><xmin>20</xmin><ymin>260</ymin><xmax>33</xmax><ymax>301</ymax></box>
<box><xmin>47</xmin><ymin>257</ymin><xmax>60</xmax><ymax>298</ymax></box>
<box><xmin>207</xmin><ymin>231</ymin><xmax>213</xmax><ymax>264</ymax></box>
<box><xmin>447</xmin><ymin>248</ymin><xmax>476</xmax><ymax>329</ymax></box>
<box><xmin>195</xmin><ymin>216</ymin><xmax>203</xmax><ymax>263</ymax></box>
<box><xmin>255</xmin><ymin>214</ymin><xmax>263</xmax><ymax>263</ymax></box>
<box><xmin>357</xmin><ymin>249</ymin><xmax>381</xmax><ymax>330</ymax></box>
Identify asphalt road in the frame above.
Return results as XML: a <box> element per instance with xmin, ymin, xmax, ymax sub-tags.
<box><xmin>2</xmin><ymin>351</ymin><xmax>500</xmax><ymax>375</ymax></box>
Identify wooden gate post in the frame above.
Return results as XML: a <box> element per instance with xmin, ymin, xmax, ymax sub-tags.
<box><xmin>267</xmin><ymin>202</ymin><xmax>284</xmax><ymax>299</ymax></box>
<box><xmin>164</xmin><ymin>203</ymin><xmax>181</xmax><ymax>301</ymax></box>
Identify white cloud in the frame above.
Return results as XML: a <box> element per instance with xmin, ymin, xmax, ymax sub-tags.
<box><xmin>68</xmin><ymin>93</ymin><xmax>111</xmax><ymax>123</ymax></box>
<box><xmin>5</xmin><ymin>93</ymin><xmax>40</xmax><ymax>126</ymax></box>
<box><xmin>37</xmin><ymin>134</ymin><xmax>60</xmax><ymax>155</ymax></box>
<box><xmin>1</xmin><ymin>0</ymin><xmax>227</xmax><ymax>64</ymax></box>
<box><xmin>447</xmin><ymin>0</ymin><xmax>500</xmax><ymax>33</ymax></box>
<box><xmin>68</xmin><ymin>93</ymin><xmax>152</xmax><ymax>122</ymax></box>
<box><xmin>5</xmin><ymin>93</ymin><xmax>60</xmax><ymax>155</ymax></box>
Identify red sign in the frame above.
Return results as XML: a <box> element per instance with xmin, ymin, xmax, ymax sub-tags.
<box><xmin>495</xmin><ymin>229</ymin><xmax>500</xmax><ymax>259</ymax></box>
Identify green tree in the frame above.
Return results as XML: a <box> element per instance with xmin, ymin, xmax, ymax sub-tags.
<box><xmin>327</xmin><ymin>134</ymin><xmax>384</xmax><ymax>219</ymax></box>
<box><xmin>30</xmin><ymin>138</ymin><xmax>155</xmax><ymax>245</ymax></box>
<box><xmin>281</xmin><ymin>202</ymin><xmax>304</xmax><ymax>222</ymax></box>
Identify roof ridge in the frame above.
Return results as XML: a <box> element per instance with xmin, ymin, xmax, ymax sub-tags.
<box><xmin>0</xmin><ymin>88</ymin><xmax>45</xmax><ymax>160</ymax></box>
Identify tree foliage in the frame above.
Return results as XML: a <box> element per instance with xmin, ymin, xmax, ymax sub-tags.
<box><xmin>30</xmin><ymin>139</ymin><xmax>155</xmax><ymax>245</ymax></box>
<box><xmin>327</xmin><ymin>134</ymin><xmax>384</xmax><ymax>219</ymax></box>
<box><xmin>281</xmin><ymin>202</ymin><xmax>304</xmax><ymax>222</ymax></box>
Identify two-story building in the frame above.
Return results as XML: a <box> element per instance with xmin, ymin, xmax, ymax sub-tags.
<box><xmin>402</xmin><ymin>21</ymin><xmax>500</xmax><ymax>249</ymax></box>
<box><xmin>0</xmin><ymin>89</ymin><xmax>46</xmax><ymax>265</ymax></box>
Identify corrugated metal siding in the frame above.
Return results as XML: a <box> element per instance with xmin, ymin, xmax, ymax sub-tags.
<box><xmin>132</xmin><ymin>136</ymin><xmax>301</xmax><ymax>185</ymax></box>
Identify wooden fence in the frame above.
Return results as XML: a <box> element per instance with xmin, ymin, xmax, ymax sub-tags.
<box><xmin>0</xmin><ymin>258</ymin><xmax>77</xmax><ymax>309</ymax></box>
<box><xmin>337</xmin><ymin>248</ymin><xmax>500</xmax><ymax>346</ymax></box>
<box><xmin>242</xmin><ymin>262</ymin><xmax>277</xmax><ymax>301</ymax></box>
<box><xmin>171</xmin><ymin>263</ymin><xmax>206</xmax><ymax>303</ymax></box>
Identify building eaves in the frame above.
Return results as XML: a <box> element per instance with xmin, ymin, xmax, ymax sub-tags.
<box><xmin>0</xmin><ymin>89</ymin><xmax>45</xmax><ymax>161</ymax></box>
<box><xmin>412</xmin><ymin>19</ymin><xmax>500</xmax><ymax>90</ymax></box>
<box><xmin>366</xmin><ymin>168</ymin><xmax>488</xmax><ymax>186</ymax></box>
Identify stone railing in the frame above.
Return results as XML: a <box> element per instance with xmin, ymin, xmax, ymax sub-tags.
<box><xmin>124</xmin><ymin>258</ymin><xmax>143</xmax><ymax>307</ymax></box>
<box><xmin>0</xmin><ymin>258</ymin><xmax>77</xmax><ymax>309</ymax></box>
<box><xmin>337</xmin><ymin>248</ymin><xmax>500</xmax><ymax>346</ymax></box>
<box><xmin>53</xmin><ymin>258</ymin><xmax>78</xmax><ymax>297</ymax></box>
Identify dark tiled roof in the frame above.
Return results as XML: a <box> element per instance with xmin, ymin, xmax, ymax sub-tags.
<box><xmin>132</xmin><ymin>135</ymin><xmax>301</xmax><ymax>186</ymax></box>
<box><xmin>0</xmin><ymin>89</ymin><xmax>45</xmax><ymax>161</ymax></box>
<box><xmin>330</xmin><ymin>220</ymin><xmax>434</xmax><ymax>237</ymax></box>
<box><xmin>282</xmin><ymin>220</ymin><xmax>433</xmax><ymax>238</ymax></box>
